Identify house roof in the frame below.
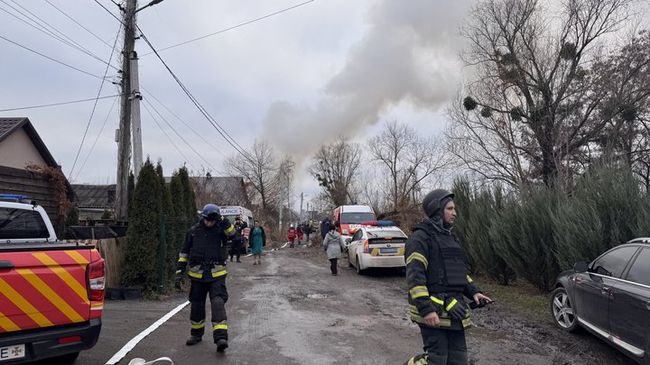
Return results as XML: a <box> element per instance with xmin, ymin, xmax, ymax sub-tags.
<box><xmin>164</xmin><ymin>175</ymin><xmax>250</xmax><ymax>207</ymax></box>
<box><xmin>0</xmin><ymin>117</ymin><xmax>58</xmax><ymax>167</ymax></box>
<box><xmin>71</xmin><ymin>184</ymin><xmax>116</xmax><ymax>209</ymax></box>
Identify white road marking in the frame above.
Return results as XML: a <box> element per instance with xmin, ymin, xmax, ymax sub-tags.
<box><xmin>105</xmin><ymin>301</ymin><xmax>190</xmax><ymax>365</ymax></box>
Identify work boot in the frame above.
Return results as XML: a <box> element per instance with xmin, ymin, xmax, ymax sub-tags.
<box><xmin>216</xmin><ymin>339</ymin><xmax>228</xmax><ymax>353</ymax></box>
<box><xmin>186</xmin><ymin>336</ymin><xmax>202</xmax><ymax>346</ymax></box>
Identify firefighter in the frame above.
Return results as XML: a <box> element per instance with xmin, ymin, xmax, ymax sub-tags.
<box><xmin>175</xmin><ymin>204</ymin><xmax>236</xmax><ymax>353</ymax></box>
<box><xmin>405</xmin><ymin>189</ymin><xmax>492</xmax><ymax>365</ymax></box>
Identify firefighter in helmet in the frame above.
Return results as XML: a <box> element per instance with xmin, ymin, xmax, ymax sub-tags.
<box><xmin>176</xmin><ymin>204</ymin><xmax>236</xmax><ymax>352</ymax></box>
<box><xmin>405</xmin><ymin>189</ymin><xmax>492</xmax><ymax>365</ymax></box>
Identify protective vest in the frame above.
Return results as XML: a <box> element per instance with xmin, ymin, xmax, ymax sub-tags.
<box><xmin>186</xmin><ymin>224</ymin><xmax>228</xmax><ymax>281</ymax></box>
<box><xmin>408</xmin><ymin>222</ymin><xmax>473</xmax><ymax>329</ymax></box>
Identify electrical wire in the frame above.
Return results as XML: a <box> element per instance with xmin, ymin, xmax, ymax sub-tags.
<box><xmin>69</xmin><ymin>25</ymin><xmax>122</xmax><ymax>178</ymax></box>
<box><xmin>0</xmin><ymin>32</ymin><xmax>106</xmax><ymax>79</ymax></box>
<box><xmin>137</xmin><ymin>26</ymin><xmax>255</xmax><ymax>164</ymax></box>
<box><xmin>142</xmin><ymin>101</ymin><xmax>196</xmax><ymax>171</ymax></box>
<box><xmin>0</xmin><ymin>0</ymin><xmax>118</xmax><ymax>70</ymax></box>
<box><xmin>144</xmin><ymin>0</ymin><xmax>315</xmax><ymax>55</ymax></box>
<box><xmin>93</xmin><ymin>0</ymin><xmax>123</xmax><ymax>24</ymax></box>
<box><xmin>74</xmin><ymin>96</ymin><xmax>118</xmax><ymax>181</ymax></box>
<box><xmin>44</xmin><ymin>0</ymin><xmax>112</xmax><ymax>48</ymax></box>
<box><xmin>141</xmin><ymin>87</ymin><xmax>227</xmax><ymax>158</ymax></box>
<box><xmin>0</xmin><ymin>94</ymin><xmax>121</xmax><ymax>112</ymax></box>
<box><xmin>141</xmin><ymin>101</ymin><xmax>197</xmax><ymax>171</ymax></box>
<box><xmin>143</xmin><ymin>99</ymin><xmax>216</xmax><ymax>171</ymax></box>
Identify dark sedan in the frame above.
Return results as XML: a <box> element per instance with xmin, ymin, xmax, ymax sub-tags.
<box><xmin>551</xmin><ymin>239</ymin><xmax>650</xmax><ymax>365</ymax></box>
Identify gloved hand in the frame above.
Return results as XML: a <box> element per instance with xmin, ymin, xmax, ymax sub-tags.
<box><xmin>444</xmin><ymin>297</ymin><xmax>467</xmax><ymax>320</ymax></box>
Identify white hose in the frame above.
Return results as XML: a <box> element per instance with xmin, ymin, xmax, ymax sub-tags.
<box><xmin>127</xmin><ymin>357</ymin><xmax>174</xmax><ymax>365</ymax></box>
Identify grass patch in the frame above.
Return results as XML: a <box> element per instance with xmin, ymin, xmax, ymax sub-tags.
<box><xmin>475</xmin><ymin>274</ymin><xmax>552</xmax><ymax>324</ymax></box>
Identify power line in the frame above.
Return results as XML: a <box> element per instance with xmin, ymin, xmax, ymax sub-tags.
<box><xmin>69</xmin><ymin>25</ymin><xmax>122</xmax><ymax>178</ymax></box>
<box><xmin>0</xmin><ymin>0</ymin><xmax>118</xmax><ymax>70</ymax></box>
<box><xmin>144</xmin><ymin>0</ymin><xmax>315</xmax><ymax>55</ymax></box>
<box><xmin>142</xmin><ymin>99</ymin><xmax>216</xmax><ymax>171</ymax></box>
<box><xmin>137</xmin><ymin>26</ymin><xmax>254</xmax><ymax>164</ymax></box>
<box><xmin>0</xmin><ymin>94</ymin><xmax>121</xmax><ymax>112</ymax></box>
<box><xmin>142</xmin><ymin>101</ymin><xmax>196</xmax><ymax>171</ymax></box>
<box><xmin>141</xmin><ymin>87</ymin><xmax>227</xmax><ymax>158</ymax></box>
<box><xmin>44</xmin><ymin>0</ymin><xmax>113</xmax><ymax>48</ymax></box>
<box><xmin>74</xmin><ymin>96</ymin><xmax>119</xmax><ymax>181</ymax></box>
<box><xmin>0</xmin><ymin>33</ymin><xmax>104</xmax><ymax>79</ymax></box>
<box><xmin>93</xmin><ymin>0</ymin><xmax>124</xmax><ymax>25</ymax></box>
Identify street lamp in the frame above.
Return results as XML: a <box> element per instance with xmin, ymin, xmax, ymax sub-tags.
<box><xmin>135</xmin><ymin>0</ymin><xmax>164</xmax><ymax>13</ymax></box>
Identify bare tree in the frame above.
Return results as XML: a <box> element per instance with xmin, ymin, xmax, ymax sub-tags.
<box><xmin>225</xmin><ymin>140</ymin><xmax>279</xmax><ymax>211</ymax></box>
<box><xmin>369</xmin><ymin>121</ymin><xmax>448</xmax><ymax>211</ymax></box>
<box><xmin>457</xmin><ymin>0</ymin><xmax>647</xmax><ymax>186</ymax></box>
<box><xmin>446</xmin><ymin>95</ymin><xmax>533</xmax><ymax>189</ymax></box>
<box><xmin>309</xmin><ymin>138</ymin><xmax>361</xmax><ymax>206</ymax></box>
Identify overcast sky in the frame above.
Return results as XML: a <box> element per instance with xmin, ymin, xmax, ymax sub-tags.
<box><xmin>0</xmin><ymin>0</ymin><xmax>475</xmax><ymax>207</ymax></box>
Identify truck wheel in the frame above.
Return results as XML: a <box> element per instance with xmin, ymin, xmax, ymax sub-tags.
<box><xmin>49</xmin><ymin>352</ymin><xmax>80</xmax><ymax>365</ymax></box>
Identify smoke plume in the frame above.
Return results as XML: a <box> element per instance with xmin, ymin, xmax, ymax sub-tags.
<box><xmin>262</xmin><ymin>0</ymin><xmax>473</xmax><ymax>157</ymax></box>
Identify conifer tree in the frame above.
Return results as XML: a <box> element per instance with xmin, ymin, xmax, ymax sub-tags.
<box><xmin>121</xmin><ymin>159</ymin><xmax>161</xmax><ymax>291</ymax></box>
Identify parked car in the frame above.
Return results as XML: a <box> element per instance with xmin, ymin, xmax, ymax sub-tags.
<box><xmin>551</xmin><ymin>239</ymin><xmax>650</xmax><ymax>364</ymax></box>
<box><xmin>346</xmin><ymin>222</ymin><xmax>407</xmax><ymax>274</ymax></box>
<box><xmin>0</xmin><ymin>194</ymin><xmax>105</xmax><ymax>364</ymax></box>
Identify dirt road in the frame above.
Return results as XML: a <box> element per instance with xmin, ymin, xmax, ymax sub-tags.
<box><xmin>79</xmin><ymin>244</ymin><xmax>634</xmax><ymax>364</ymax></box>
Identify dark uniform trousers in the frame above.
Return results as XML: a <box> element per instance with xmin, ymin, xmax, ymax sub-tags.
<box><xmin>417</xmin><ymin>325</ymin><xmax>467</xmax><ymax>365</ymax></box>
<box><xmin>189</xmin><ymin>276</ymin><xmax>228</xmax><ymax>342</ymax></box>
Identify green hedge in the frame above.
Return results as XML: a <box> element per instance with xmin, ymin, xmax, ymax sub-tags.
<box><xmin>453</xmin><ymin>164</ymin><xmax>650</xmax><ymax>291</ymax></box>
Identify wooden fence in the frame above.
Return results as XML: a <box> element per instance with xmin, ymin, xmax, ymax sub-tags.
<box><xmin>70</xmin><ymin>237</ymin><xmax>125</xmax><ymax>288</ymax></box>
<box><xmin>0</xmin><ymin>165</ymin><xmax>59</xmax><ymax>221</ymax></box>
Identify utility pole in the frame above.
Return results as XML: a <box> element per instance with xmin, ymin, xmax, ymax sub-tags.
<box><xmin>299</xmin><ymin>192</ymin><xmax>304</xmax><ymax>222</ymax></box>
<box><xmin>131</xmin><ymin>50</ymin><xmax>143</xmax><ymax>180</ymax></box>
<box><xmin>115</xmin><ymin>0</ymin><xmax>137</xmax><ymax>222</ymax></box>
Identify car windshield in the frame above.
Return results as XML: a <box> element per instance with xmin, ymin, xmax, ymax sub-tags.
<box><xmin>0</xmin><ymin>208</ymin><xmax>49</xmax><ymax>239</ymax></box>
<box><xmin>340</xmin><ymin>212</ymin><xmax>375</xmax><ymax>224</ymax></box>
<box><xmin>367</xmin><ymin>230</ymin><xmax>406</xmax><ymax>239</ymax></box>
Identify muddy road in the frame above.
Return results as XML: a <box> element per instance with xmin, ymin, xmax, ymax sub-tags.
<box><xmin>79</xmin><ymin>244</ymin><xmax>634</xmax><ymax>364</ymax></box>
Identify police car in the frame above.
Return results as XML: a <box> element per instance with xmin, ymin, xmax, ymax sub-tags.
<box><xmin>345</xmin><ymin>221</ymin><xmax>407</xmax><ymax>274</ymax></box>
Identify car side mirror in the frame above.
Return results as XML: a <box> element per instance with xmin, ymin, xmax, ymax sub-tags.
<box><xmin>345</xmin><ymin>238</ymin><xmax>352</xmax><ymax>244</ymax></box>
<box><xmin>573</xmin><ymin>261</ymin><xmax>589</xmax><ymax>273</ymax></box>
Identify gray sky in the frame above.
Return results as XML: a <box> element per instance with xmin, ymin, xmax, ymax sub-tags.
<box><xmin>0</xmin><ymin>0</ymin><xmax>473</xmax><ymax>205</ymax></box>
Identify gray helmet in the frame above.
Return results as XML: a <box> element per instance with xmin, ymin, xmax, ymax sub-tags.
<box><xmin>422</xmin><ymin>189</ymin><xmax>454</xmax><ymax>219</ymax></box>
<box><xmin>201</xmin><ymin>204</ymin><xmax>221</xmax><ymax>220</ymax></box>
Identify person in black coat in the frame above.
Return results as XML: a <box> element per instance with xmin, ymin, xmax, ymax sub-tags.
<box><xmin>404</xmin><ymin>189</ymin><xmax>492</xmax><ymax>365</ymax></box>
<box><xmin>320</xmin><ymin>217</ymin><xmax>331</xmax><ymax>239</ymax></box>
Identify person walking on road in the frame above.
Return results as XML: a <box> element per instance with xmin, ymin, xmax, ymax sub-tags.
<box><xmin>250</xmin><ymin>222</ymin><xmax>266</xmax><ymax>265</ymax></box>
<box><xmin>322</xmin><ymin>224</ymin><xmax>345</xmax><ymax>276</ymax></box>
<box><xmin>320</xmin><ymin>217</ymin><xmax>331</xmax><ymax>240</ymax></box>
<box><xmin>288</xmin><ymin>224</ymin><xmax>297</xmax><ymax>248</ymax></box>
<box><xmin>175</xmin><ymin>204</ymin><xmax>236</xmax><ymax>353</ymax></box>
<box><xmin>404</xmin><ymin>189</ymin><xmax>492</xmax><ymax>365</ymax></box>
<box><xmin>304</xmin><ymin>223</ymin><xmax>312</xmax><ymax>242</ymax></box>
<box><xmin>296</xmin><ymin>225</ymin><xmax>304</xmax><ymax>245</ymax></box>
<box><xmin>229</xmin><ymin>218</ymin><xmax>244</xmax><ymax>263</ymax></box>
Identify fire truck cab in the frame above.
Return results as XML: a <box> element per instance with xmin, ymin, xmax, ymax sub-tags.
<box><xmin>332</xmin><ymin>205</ymin><xmax>376</xmax><ymax>242</ymax></box>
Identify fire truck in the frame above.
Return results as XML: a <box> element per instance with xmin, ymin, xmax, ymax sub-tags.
<box><xmin>0</xmin><ymin>195</ymin><xmax>105</xmax><ymax>364</ymax></box>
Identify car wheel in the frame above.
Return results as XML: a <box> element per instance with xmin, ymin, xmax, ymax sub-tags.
<box><xmin>355</xmin><ymin>257</ymin><xmax>364</xmax><ymax>275</ymax></box>
<box><xmin>551</xmin><ymin>287</ymin><xmax>578</xmax><ymax>332</ymax></box>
